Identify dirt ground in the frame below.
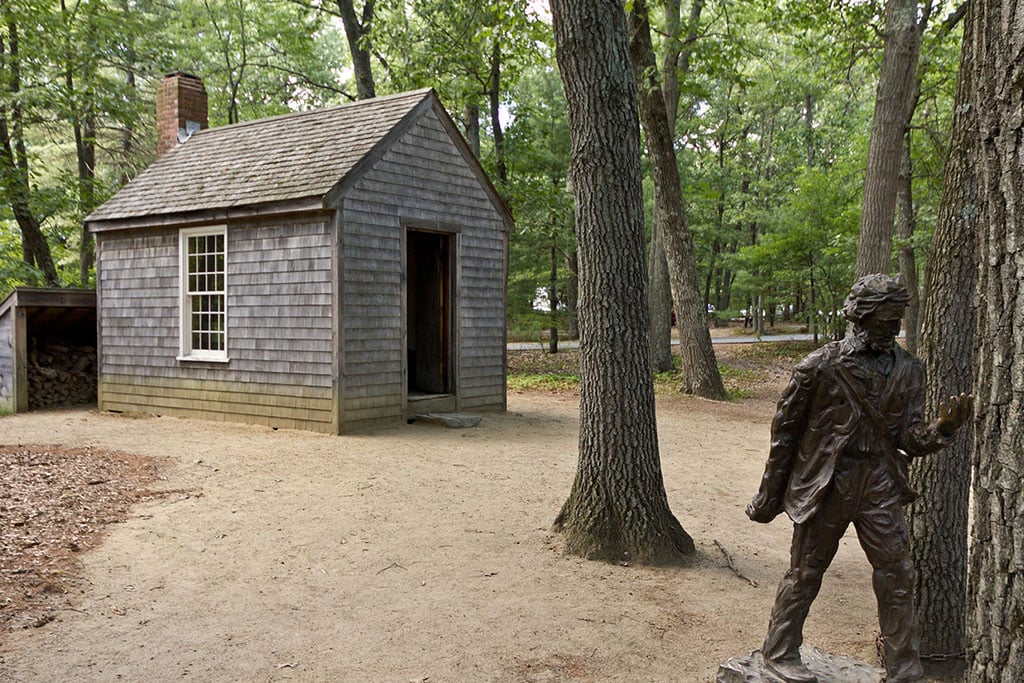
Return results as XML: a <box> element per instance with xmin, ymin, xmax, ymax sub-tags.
<box><xmin>0</xmin><ymin>383</ymin><xmax>949</xmax><ymax>681</ymax></box>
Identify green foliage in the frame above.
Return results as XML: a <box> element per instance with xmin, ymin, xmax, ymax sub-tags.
<box><xmin>0</xmin><ymin>0</ymin><xmax>962</xmax><ymax>323</ymax></box>
<box><xmin>167</xmin><ymin>0</ymin><xmax>348</xmax><ymax>124</ymax></box>
<box><xmin>729</xmin><ymin>163</ymin><xmax>859</xmax><ymax>337</ymax></box>
<box><xmin>0</xmin><ymin>219</ymin><xmax>45</xmax><ymax>296</ymax></box>
<box><xmin>502</xmin><ymin>64</ymin><xmax>575</xmax><ymax>337</ymax></box>
<box><xmin>372</xmin><ymin>0</ymin><xmax>548</xmax><ymax>159</ymax></box>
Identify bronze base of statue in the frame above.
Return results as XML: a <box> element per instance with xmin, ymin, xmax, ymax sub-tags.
<box><xmin>717</xmin><ymin>645</ymin><xmax>883</xmax><ymax>683</ymax></box>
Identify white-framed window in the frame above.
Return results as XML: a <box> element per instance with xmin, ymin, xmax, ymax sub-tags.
<box><xmin>179</xmin><ymin>226</ymin><xmax>228</xmax><ymax>361</ymax></box>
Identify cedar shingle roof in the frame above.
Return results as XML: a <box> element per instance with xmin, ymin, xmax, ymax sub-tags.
<box><xmin>88</xmin><ymin>89</ymin><xmax>435</xmax><ymax>222</ymax></box>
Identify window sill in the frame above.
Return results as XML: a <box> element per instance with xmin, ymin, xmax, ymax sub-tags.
<box><xmin>177</xmin><ymin>355</ymin><xmax>231</xmax><ymax>364</ymax></box>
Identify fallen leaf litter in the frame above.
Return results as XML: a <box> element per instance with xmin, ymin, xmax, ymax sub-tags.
<box><xmin>0</xmin><ymin>444</ymin><xmax>169</xmax><ymax>637</ymax></box>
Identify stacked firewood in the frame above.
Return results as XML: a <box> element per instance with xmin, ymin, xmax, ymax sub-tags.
<box><xmin>27</xmin><ymin>342</ymin><xmax>97</xmax><ymax>409</ymax></box>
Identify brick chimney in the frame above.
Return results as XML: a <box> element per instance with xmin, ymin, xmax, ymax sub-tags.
<box><xmin>156</xmin><ymin>72</ymin><xmax>208</xmax><ymax>157</ymax></box>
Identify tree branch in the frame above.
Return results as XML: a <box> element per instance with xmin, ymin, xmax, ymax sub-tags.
<box><xmin>934</xmin><ymin>2</ymin><xmax>968</xmax><ymax>42</ymax></box>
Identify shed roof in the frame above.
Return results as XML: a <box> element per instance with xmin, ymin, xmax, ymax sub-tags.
<box><xmin>88</xmin><ymin>89</ymin><xmax>510</xmax><ymax>229</ymax></box>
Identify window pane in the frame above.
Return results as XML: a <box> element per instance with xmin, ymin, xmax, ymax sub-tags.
<box><xmin>184</xmin><ymin>229</ymin><xmax>226</xmax><ymax>355</ymax></box>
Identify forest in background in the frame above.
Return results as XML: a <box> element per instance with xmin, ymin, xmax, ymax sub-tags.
<box><xmin>0</xmin><ymin>0</ymin><xmax>965</xmax><ymax>343</ymax></box>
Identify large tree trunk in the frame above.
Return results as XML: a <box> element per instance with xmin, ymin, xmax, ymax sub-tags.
<box><xmin>628</xmin><ymin>0</ymin><xmax>725</xmax><ymax>400</ymax></box>
<box><xmin>965</xmin><ymin>0</ymin><xmax>1024</xmax><ymax>679</ymax></box>
<box><xmin>855</xmin><ymin>0</ymin><xmax>922</xmax><ymax>277</ymax></box>
<box><xmin>336</xmin><ymin>0</ymin><xmax>376</xmax><ymax>100</ymax></box>
<box><xmin>907</xmin><ymin>13</ymin><xmax>975</xmax><ymax>662</ymax></box>
<box><xmin>549</xmin><ymin>0</ymin><xmax>694</xmax><ymax>565</ymax></box>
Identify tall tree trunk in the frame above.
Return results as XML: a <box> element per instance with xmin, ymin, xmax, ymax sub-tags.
<box><xmin>703</xmin><ymin>237</ymin><xmax>719</xmax><ymax>312</ymax></box>
<box><xmin>336</xmin><ymin>0</ymin><xmax>376</xmax><ymax>100</ymax></box>
<box><xmin>0</xmin><ymin>13</ymin><xmax>59</xmax><ymax>286</ymax></box>
<box><xmin>855</xmin><ymin>0</ymin><xmax>922</xmax><ymax>277</ymax></box>
<box><xmin>804</xmin><ymin>91</ymin><xmax>816</xmax><ymax>166</ymax></box>
<box><xmin>489</xmin><ymin>41</ymin><xmax>506</xmax><ymax>183</ymax></box>
<box><xmin>896</xmin><ymin>136</ymin><xmax>919</xmax><ymax>354</ymax></box>
<box><xmin>965</xmin><ymin>0</ymin><xmax>1024</xmax><ymax>679</ymax></box>
<box><xmin>647</xmin><ymin>0</ymin><xmax>704</xmax><ymax>372</ymax></box>
<box><xmin>809</xmin><ymin>271</ymin><xmax>818</xmax><ymax>344</ymax></box>
<box><xmin>462</xmin><ymin>105</ymin><xmax>481</xmax><ymax>158</ymax></box>
<box><xmin>548</xmin><ymin>239</ymin><xmax>559</xmax><ymax>354</ymax></box>
<box><xmin>62</xmin><ymin>0</ymin><xmax>96</xmax><ymax>285</ymax></box>
<box><xmin>646</xmin><ymin>0</ymin><xmax>679</xmax><ymax>369</ymax></box>
<box><xmin>549</xmin><ymin>0</ymin><xmax>694</xmax><ymax>565</ymax></box>
<box><xmin>907</xmin><ymin>13</ymin><xmax>976</xmax><ymax>662</ymax></box>
<box><xmin>118</xmin><ymin>0</ymin><xmax>137</xmax><ymax>186</ymax></box>
<box><xmin>76</xmin><ymin>112</ymin><xmax>96</xmax><ymax>284</ymax></box>
<box><xmin>648</xmin><ymin>219</ymin><xmax>674</xmax><ymax>371</ymax></box>
<box><xmin>628</xmin><ymin>0</ymin><xmax>725</xmax><ymax>400</ymax></box>
<box><xmin>564</xmin><ymin>245</ymin><xmax>579</xmax><ymax>339</ymax></box>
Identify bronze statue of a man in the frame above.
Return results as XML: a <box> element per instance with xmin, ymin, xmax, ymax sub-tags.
<box><xmin>747</xmin><ymin>274</ymin><xmax>971</xmax><ymax>683</ymax></box>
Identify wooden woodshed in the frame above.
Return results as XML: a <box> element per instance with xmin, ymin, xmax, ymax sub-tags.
<box><xmin>86</xmin><ymin>76</ymin><xmax>510</xmax><ymax>433</ymax></box>
<box><xmin>0</xmin><ymin>287</ymin><xmax>97</xmax><ymax>413</ymax></box>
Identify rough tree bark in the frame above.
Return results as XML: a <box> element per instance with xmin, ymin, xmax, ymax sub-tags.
<box><xmin>906</xmin><ymin>9</ymin><xmax>975</xmax><ymax>661</ymax></box>
<box><xmin>462</xmin><ymin>105</ymin><xmax>481</xmax><ymax>157</ymax></box>
<box><xmin>855</xmin><ymin>0</ymin><xmax>923</xmax><ymax>277</ymax></box>
<box><xmin>965</xmin><ymin>0</ymin><xmax>1024</xmax><ymax>679</ymax></box>
<box><xmin>628</xmin><ymin>0</ymin><xmax>725</xmax><ymax>399</ymax></box>
<box><xmin>336</xmin><ymin>0</ymin><xmax>376</xmax><ymax>100</ymax></box>
<box><xmin>549</xmin><ymin>0</ymin><xmax>694</xmax><ymax>565</ymax></box>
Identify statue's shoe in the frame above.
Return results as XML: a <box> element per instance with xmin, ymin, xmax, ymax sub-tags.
<box><xmin>763</xmin><ymin>655</ymin><xmax>818</xmax><ymax>683</ymax></box>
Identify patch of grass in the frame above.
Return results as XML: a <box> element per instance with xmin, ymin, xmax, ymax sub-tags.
<box><xmin>508</xmin><ymin>349</ymin><xmax>580</xmax><ymax>375</ymax></box>
<box><xmin>725</xmin><ymin>385</ymin><xmax>755</xmax><ymax>400</ymax></box>
<box><xmin>652</xmin><ymin>369</ymin><xmax>682</xmax><ymax>396</ymax></box>
<box><xmin>725</xmin><ymin>340</ymin><xmax>818</xmax><ymax>362</ymax></box>
<box><xmin>508</xmin><ymin>340</ymin><xmax>815</xmax><ymax>401</ymax></box>
<box><xmin>718</xmin><ymin>362</ymin><xmax>758</xmax><ymax>381</ymax></box>
<box><xmin>507</xmin><ymin>372</ymin><xmax>580</xmax><ymax>393</ymax></box>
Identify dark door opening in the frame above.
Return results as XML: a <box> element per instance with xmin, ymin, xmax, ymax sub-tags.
<box><xmin>407</xmin><ymin>229</ymin><xmax>451</xmax><ymax>395</ymax></box>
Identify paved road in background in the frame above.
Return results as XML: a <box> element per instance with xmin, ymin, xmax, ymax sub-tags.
<box><xmin>507</xmin><ymin>333</ymin><xmax>817</xmax><ymax>351</ymax></box>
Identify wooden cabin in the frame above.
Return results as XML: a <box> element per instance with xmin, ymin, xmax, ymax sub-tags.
<box><xmin>86</xmin><ymin>74</ymin><xmax>510</xmax><ymax>433</ymax></box>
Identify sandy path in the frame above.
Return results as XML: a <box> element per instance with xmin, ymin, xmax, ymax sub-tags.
<box><xmin>0</xmin><ymin>393</ymin><xmax>884</xmax><ymax>682</ymax></box>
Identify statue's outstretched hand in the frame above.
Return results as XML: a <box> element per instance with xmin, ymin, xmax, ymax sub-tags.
<box><xmin>935</xmin><ymin>393</ymin><xmax>973</xmax><ymax>437</ymax></box>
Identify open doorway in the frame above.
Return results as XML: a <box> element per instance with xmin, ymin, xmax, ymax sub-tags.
<box><xmin>406</xmin><ymin>229</ymin><xmax>452</xmax><ymax>396</ymax></box>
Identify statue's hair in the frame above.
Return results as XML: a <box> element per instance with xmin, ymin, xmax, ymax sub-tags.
<box><xmin>842</xmin><ymin>273</ymin><xmax>911</xmax><ymax>322</ymax></box>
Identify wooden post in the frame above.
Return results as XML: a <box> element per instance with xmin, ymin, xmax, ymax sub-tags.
<box><xmin>13</xmin><ymin>307</ymin><xmax>28</xmax><ymax>412</ymax></box>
